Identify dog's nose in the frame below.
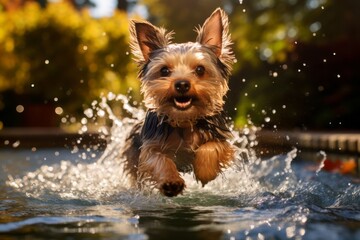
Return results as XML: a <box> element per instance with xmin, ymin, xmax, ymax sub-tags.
<box><xmin>174</xmin><ymin>80</ymin><xmax>191</xmax><ymax>94</ymax></box>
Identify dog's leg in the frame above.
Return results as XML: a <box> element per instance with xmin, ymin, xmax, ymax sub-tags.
<box><xmin>139</xmin><ymin>144</ymin><xmax>185</xmax><ymax>197</ymax></box>
<box><xmin>193</xmin><ymin>141</ymin><xmax>234</xmax><ymax>186</ymax></box>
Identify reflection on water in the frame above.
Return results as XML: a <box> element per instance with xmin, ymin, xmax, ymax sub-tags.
<box><xmin>1</xmin><ymin>94</ymin><xmax>360</xmax><ymax>240</ymax></box>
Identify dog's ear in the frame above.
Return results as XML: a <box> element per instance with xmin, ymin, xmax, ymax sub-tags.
<box><xmin>196</xmin><ymin>8</ymin><xmax>233</xmax><ymax>59</ymax></box>
<box><xmin>130</xmin><ymin>20</ymin><xmax>172</xmax><ymax>63</ymax></box>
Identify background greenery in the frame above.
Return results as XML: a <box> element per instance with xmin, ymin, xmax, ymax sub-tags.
<box><xmin>0</xmin><ymin>0</ymin><xmax>359</xmax><ymax>130</ymax></box>
<box><xmin>0</xmin><ymin>1</ymin><xmax>138</xmax><ymax>127</ymax></box>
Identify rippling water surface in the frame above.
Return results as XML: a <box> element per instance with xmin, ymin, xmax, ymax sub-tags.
<box><xmin>1</xmin><ymin>95</ymin><xmax>359</xmax><ymax>240</ymax></box>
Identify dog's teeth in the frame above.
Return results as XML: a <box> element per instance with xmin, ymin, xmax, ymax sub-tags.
<box><xmin>174</xmin><ymin>98</ymin><xmax>192</xmax><ymax>109</ymax></box>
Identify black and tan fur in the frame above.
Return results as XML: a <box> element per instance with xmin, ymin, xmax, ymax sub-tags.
<box><xmin>123</xmin><ymin>8</ymin><xmax>236</xmax><ymax>197</ymax></box>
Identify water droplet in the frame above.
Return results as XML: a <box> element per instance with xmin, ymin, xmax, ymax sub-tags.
<box><xmin>12</xmin><ymin>140</ymin><xmax>20</xmax><ymax>148</ymax></box>
<box><xmin>81</xmin><ymin>125</ymin><xmax>88</xmax><ymax>133</ymax></box>
<box><xmin>263</xmin><ymin>48</ymin><xmax>273</xmax><ymax>58</ymax></box>
<box><xmin>272</xmin><ymin>72</ymin><xmax>278</xmax><ymax>77</ymax></box>
<box><xmin>309</xmin><ymin>22</ymin><xmax>321</xmax><ymax>32</ymax></box>
<box><xmin>97</xmin><ymin>109</ymin><xmax>105</xmax><ymax>117</ymax></box>
<box><xmin>55</xmin><ymin>107</ymin><xmax>63</xmax><ymax>115</ymax></box>
<box><xmin>107</xmin><ymin>92</ymin><xmax>116</xmax><ymax>101</ymax></box>
<box><xmin>264</xmin><ymin>117</ymin><xmax>271</xmax><ymax>122</ymax></box>
<box><xmin>337</xmin><ymin>74</ymin><xmax>341</xmax><ymax>78</ymax></box>
<box><xmin>323</xmin><ymin>59</ymin><xmax>327</xmax><ymax>63</ymax></box>
<box><xmin>243</xmin><ymin>128</ymin><xmax>250</xmax><ymax>135</ymax></box>
<box><xmin>81</xmin><ymin>118</ymin><xmax>88</xmax><ymax>125</ymax></box>
<box><xmin>258</xmin><ymin>233</ymin><xmax>265</xmax><ymax>240</ymax></box>
<box><xmin>45</xmin><ymin>59</ymin><xmax>49</xmax><ymax>64</ymax></box>
<box><xmin>84</xmin><ymin>108</ymin><xmax>94</xmax><ymax>118</ymax></box>
<box><xmin>16</xmin><ymin>105</ymin><xmax>24</xmax><ymax>113</ymax></box>
<box><xmin>31</xmin><ymin>84</ymin><xmax>35</xmax><ymax>88</ymax></box>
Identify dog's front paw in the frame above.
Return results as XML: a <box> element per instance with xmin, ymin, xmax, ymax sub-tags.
<box><xmin>158</xmin><ymin>179</ymin><xmax>185</xmax><ymax>197</ymax></box>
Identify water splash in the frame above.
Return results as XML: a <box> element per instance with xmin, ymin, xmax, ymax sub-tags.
<box><xmin>4</xmin><ymin>93</ymin><xmax>360</xmax><ymax>239</ymax></box>
<box><xmin>10</xmin><ymin>93</ymin><xmax>354</xmax><ymax>214</ymax></box>
<box><xmin>6</xmin><ymin>93</ymin><xmax>266</xmax><ymax>202</ymax></box>
<box><xmin>7</xmin><ymin>94</ymin><xmax>358</xmax><ymax>208</ymax></box>
<box><xmin>316</xmin><ymin>150</ymin><xmax>327</xmax><ymax>174</ymax></box>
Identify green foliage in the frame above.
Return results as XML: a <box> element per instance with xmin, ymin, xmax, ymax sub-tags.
<box><xmin>0</xmin><ymin>2</ymin><xmax>139</xmax><ymax>127</ymax></box>
<box><xmin>141</xmin><ymin>0</ymin><xmax>221</xmax><ymax>42</ymax></box>
<box><xmin>140</xmin><ymin>0</ymin><xmax>360</xmax><ymax>130</ymax></box>
<box><xmin>1</xmin><ymin>0</ymin><xmax>359</xmax><ymax>129</ymax></box>
<box><xmin>231</xmin><ymin>0</ymin><xmax>360</xmax><ymax>129</ymax></box>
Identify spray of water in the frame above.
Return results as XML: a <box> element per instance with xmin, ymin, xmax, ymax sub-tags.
<box><xmin>5</xmin><ymin>93</ymin><xmax>360</xmax><ymax>240</ymax></box>
<box><xmin>6</xmin><ymin>93</ymin><xmax>298</xmax><ymax>205</ymax></box>
<box><xmin>316</xmin><ymin>150</ymin><xmax>327</xmax><ymax>175</ymax></box>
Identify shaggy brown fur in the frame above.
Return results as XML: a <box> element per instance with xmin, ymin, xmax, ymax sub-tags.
<box><xmin>123</xmin><ymin>8</ymin><xmax>236</xmax><ymax>197</ymax></box>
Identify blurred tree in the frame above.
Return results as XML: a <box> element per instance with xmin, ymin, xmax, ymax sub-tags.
<box><xmin>0</xmin><ymin>0</ymin><xmax>47</xmax><ymax>10</ymax></box>
<box><xmin>229</xmin><ymin>0</ymin><xmax>360</xmax><ymax>130</ymax></box>
<box><xmin>142</xmin><ymin>0</ymin><xmax>221</xmax><ymax>42</ymax></box>
<box><xmin>0</xmin><ymin>1</ymin><xmax>139</xmax><ymax>127</ymax></box>
<box><xmin>139</xmin><ymin>0</ymin><xmax>360</xmax><ymax>130</ymax></box>
<box><xmin>1</xmin><ymin>0</ymin><xmax>359</xmax><ymax>130</ymax></box>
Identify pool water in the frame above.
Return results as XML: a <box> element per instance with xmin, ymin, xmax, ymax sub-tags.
<box><xmin>1</xmin><ymin>147</ymin><xmax>359</xmax><ymax>240</ymax></box>
<box><xmin>1</xmin><ymin>95</ymin><xmax>360</xmax><ymax>239</ymax></box>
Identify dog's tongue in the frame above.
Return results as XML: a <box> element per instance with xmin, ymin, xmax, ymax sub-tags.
<box><xmin>174</xmin><ymin>97</ymin><xmax>192</xmax><ymax>109</ymax></box>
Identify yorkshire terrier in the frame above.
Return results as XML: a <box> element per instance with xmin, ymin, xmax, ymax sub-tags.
<box><xmin>124</xmin><ymin>8</ymin><xmax>236</xmax><ymax>197</ymax></box>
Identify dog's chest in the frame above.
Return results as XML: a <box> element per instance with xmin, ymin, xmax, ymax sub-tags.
<box><xmin>164</xmin><ymin>128</ymin><xmax>210</xmax><ymax>171</ymax></box>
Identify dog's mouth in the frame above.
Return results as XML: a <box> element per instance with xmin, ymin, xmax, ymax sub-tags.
<box><xmin>173</xmin><ymin>96</ymin><xmax>193</xmax><ymax>110</ymax></box>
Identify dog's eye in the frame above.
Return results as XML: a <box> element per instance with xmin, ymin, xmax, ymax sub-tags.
<box><xmin>160</xmin><ymin>67</ymin><xmax>171</xmax><ymax>77</ymax></box>
<box><xmin>195</xmin><ymin>65</ymin><xmax>205</xmax><ymax>77</ymax></box>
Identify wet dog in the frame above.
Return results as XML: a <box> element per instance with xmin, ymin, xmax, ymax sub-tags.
<box><xmin>124</xmin><ymin>8</ymin><xmax>236</xmax><ymax>197</ymax></box>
